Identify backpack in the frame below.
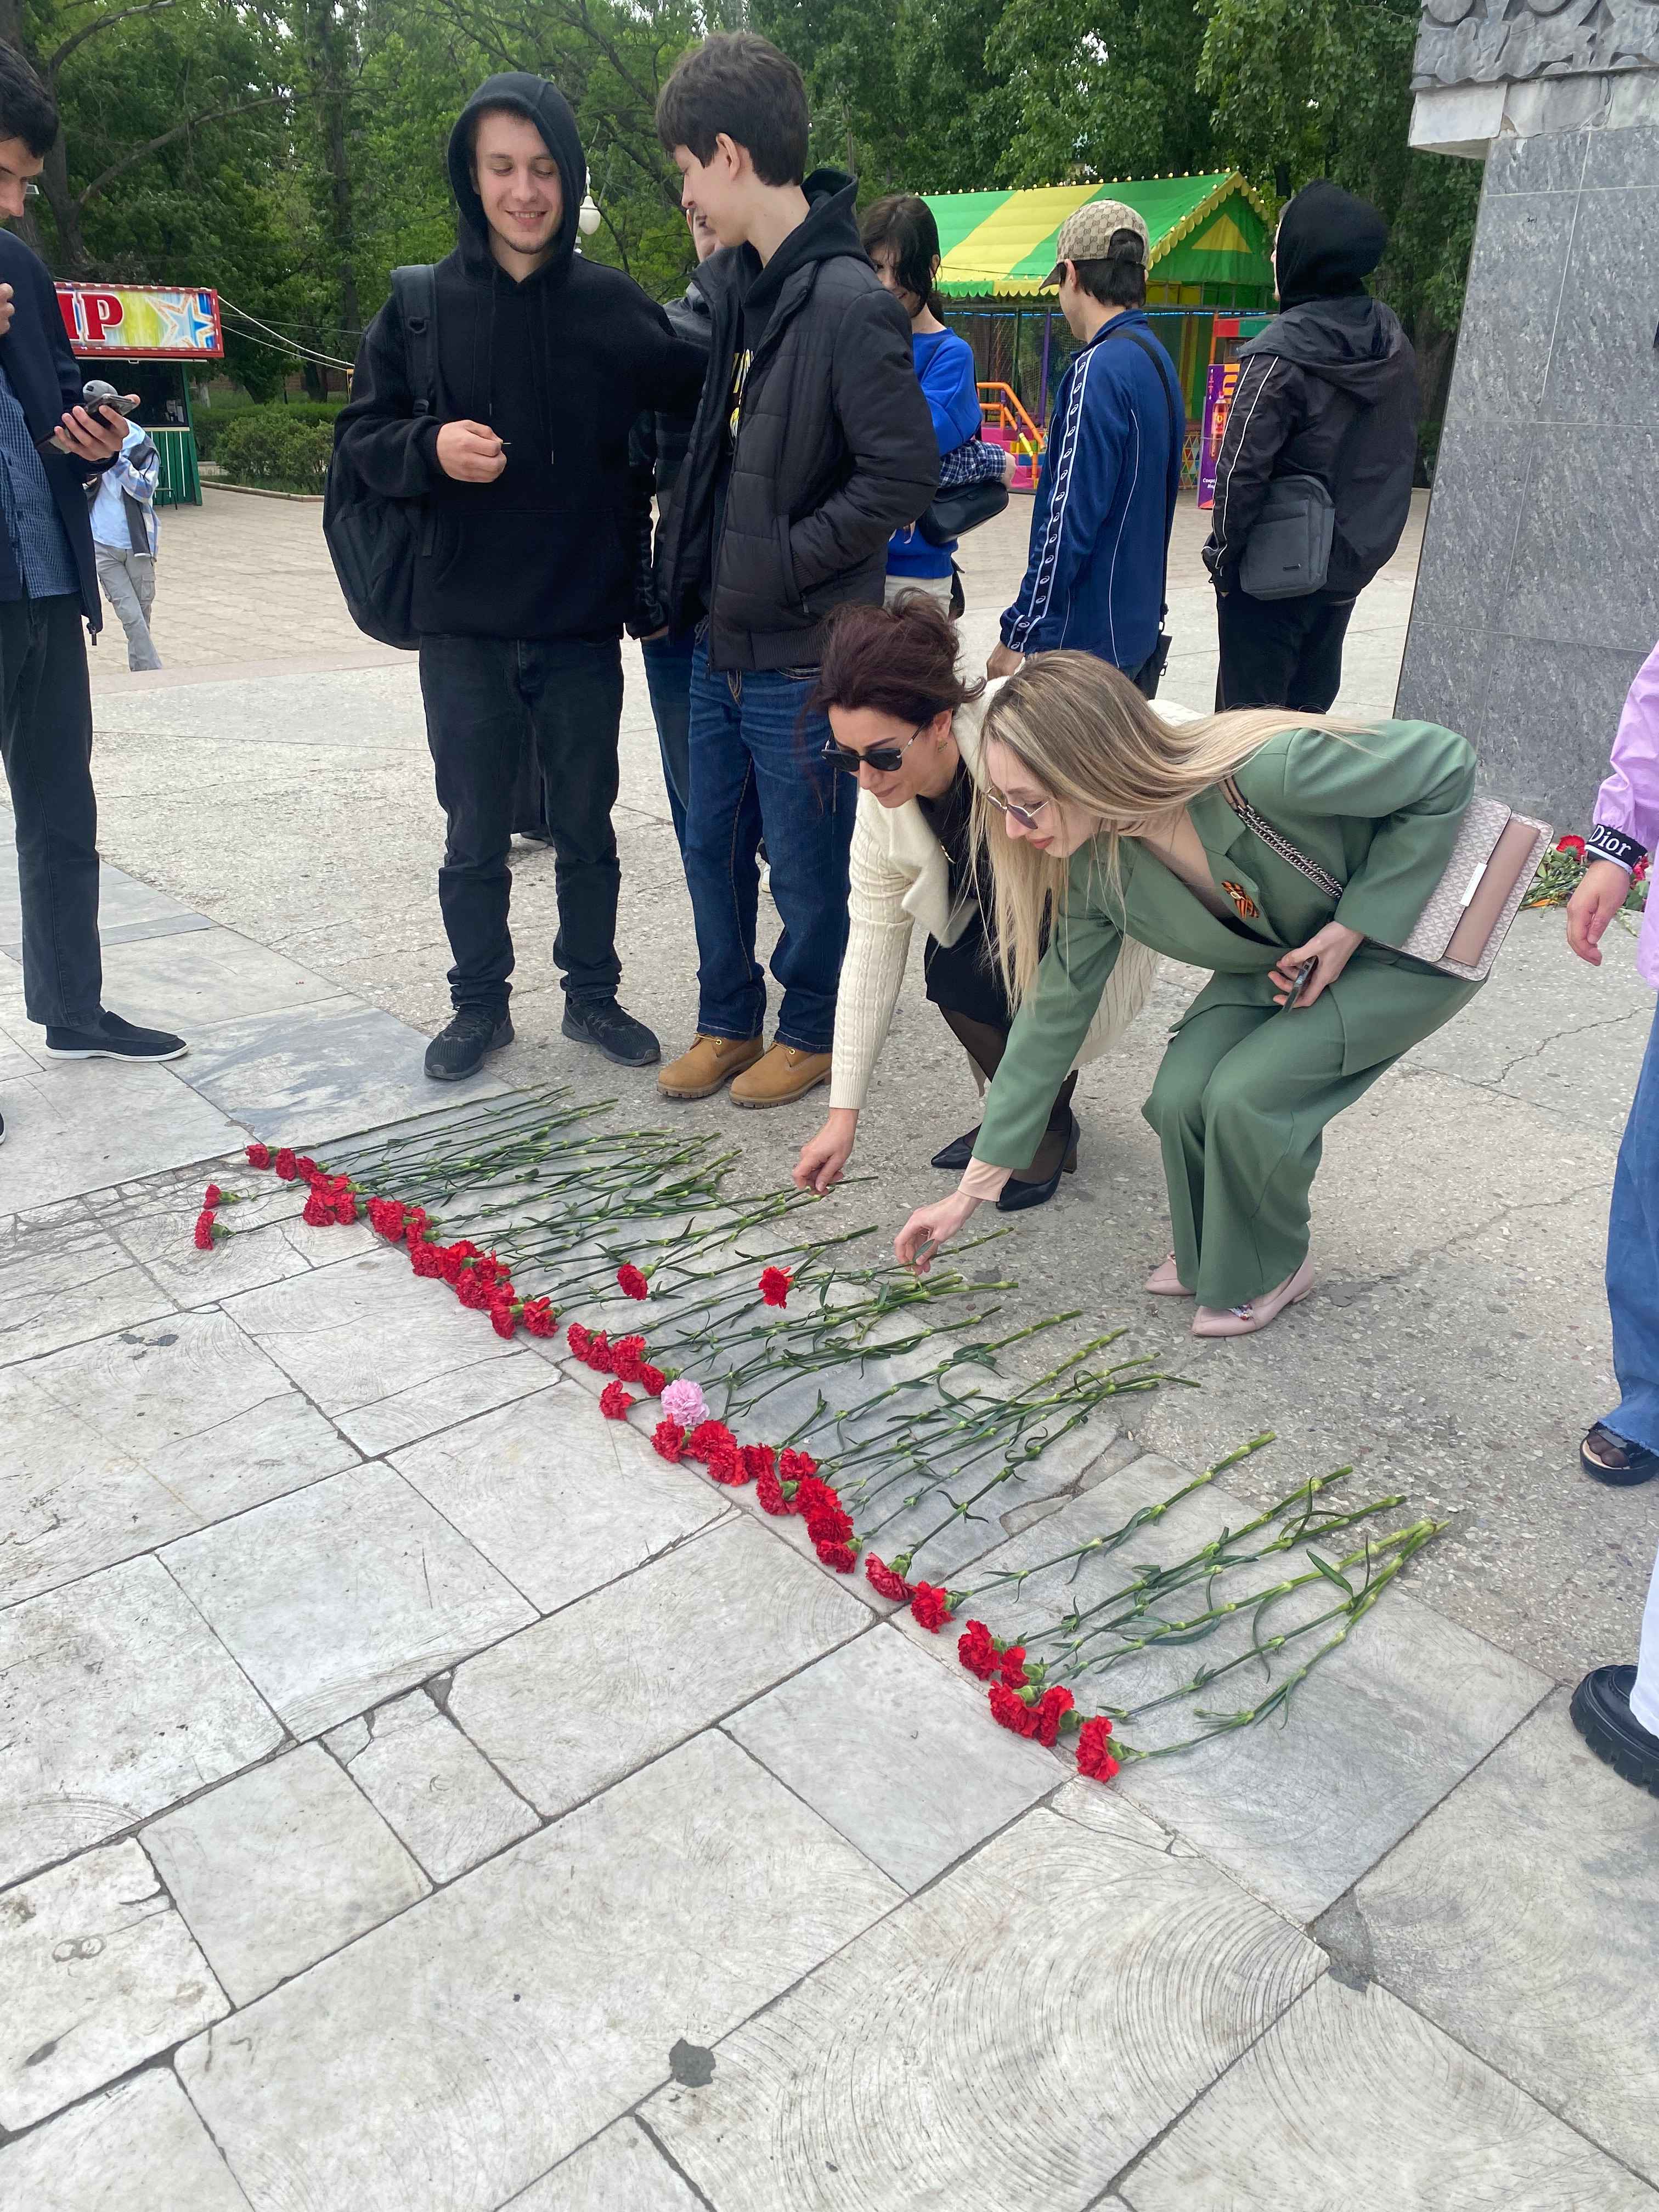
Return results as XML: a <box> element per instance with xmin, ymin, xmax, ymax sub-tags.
<box><xmin>323</xmin><ymin>265</ymin><xmax>439</xmax><ymax>649</ymax></box>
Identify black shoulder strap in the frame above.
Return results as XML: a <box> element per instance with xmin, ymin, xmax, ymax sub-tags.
<box><xmin>1106</xmin><ymin>322</ymin><xmax>1181</xmax><ymax>622</ymax></box>
<box><xmin>391</xmin><ymin>264</ymin><xmax>439</xmax><ymax>417</ymax></box>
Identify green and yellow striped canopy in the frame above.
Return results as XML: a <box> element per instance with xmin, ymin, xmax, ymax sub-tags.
<box><xmin>924</xmin><ymin>172</ymin><xmax>1275</xmax><ymax>299</ymax></box>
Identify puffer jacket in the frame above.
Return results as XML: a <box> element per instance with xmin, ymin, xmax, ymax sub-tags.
<box><xmin>1203</xmin><ymin>294</ymin><xmax>1418</xmax><ymax>603</ymax></box>
<box><xmin>651</xmin><ymin>169</ymin><xmax>937</xmax><ymax>672</ymax></box>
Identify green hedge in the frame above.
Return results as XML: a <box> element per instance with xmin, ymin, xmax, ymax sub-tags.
<box><xmin>194</xmin><ymin>399</ymin><xmax>342</xmax><ymax>465</ymax></box>
<box><xmin>213</xmin><ymin>409</ymin><xmax>337</xmax><ymax>495</ymax></box>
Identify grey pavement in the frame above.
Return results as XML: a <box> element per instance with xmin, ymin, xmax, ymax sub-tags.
<box><xmin>0</xmin><ymin>487</ymin><xmax>1656</xmax><ymax>2207</ymax></box>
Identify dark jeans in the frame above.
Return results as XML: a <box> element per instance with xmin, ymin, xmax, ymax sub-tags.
<box><xmin>1214</xmin><ymin>589</ymin><xmax>1356</xmax><ymax>712</ymax></box>
<box><xmin>685</xmin><ymin>641</ymin><xmax>854</xmax><ymax>1054</ymax></box>
<box><xmin>419</xmin><ymin>633</ymin><xmax>624</xmax><ymax>1015</ymax></box>
<box><xmin>642</xmin><ymin>626</ymin><xmax>696</xmax><ymax>851</ymax></box>
<box><xmin>0</xmin><ymin>592</ymin><xmax>101</xmax><ymax>1030</ymax></box>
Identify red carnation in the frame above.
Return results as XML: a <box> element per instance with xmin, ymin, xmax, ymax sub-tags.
<box><xmin>792</xmin><ymin>1475</ymin><xmax>839</xmax><ymax>1519</ymax></box>
<box><xmin>989</xmin><ymin>1683</ymin><xmax>1037</xmax><ymax>1737</ymax></box>
<box><xmin>910</xmin><ymin>1582</ymin><xmax>956</xmax><ymax>1633</ymax></box>
<box><xmin>193</xmin><ymin>1210</ymin><xmax>217</xmax><ymax>1251</ymax></box>
<box><xmin>958</xmin><ymin>1620</ymin><xmax>1000</xmax><ymax>1680</ymax></box>
<box><xmin>455</xmin><ymin>1270</ymin><xmax>496</xmax><ymax>1311</ymax></box>
<box><xmin>490</xmin><ymin>1303</ymin><xmax>519</xmax><ymax>1340</ymax></box>
<box><xmin>759</xmin><ymin>1266</ymin><xmax>793</xmax><ymax>1308</ymax></box>
<box><xmin>617</xmin><ymin>1263</ymin><xmax>650</xmax><ymax>1301</ymax></box>
<box><xmin>1031</xmin><ymin>1685</ymin><xmax>1075</xmax><ymax>1748</ymax></box>
<box><xmin>1557</xmin><ymin>833</ymin><xmax>1587</xmax><ymax>857</ymax></box>
<box><xmin>652</xmin><ymin>1419</ymin><xmax>685</xmax><ymax>1463</ymax></box>
<box><xmin>402</xmin><ymin>1207</ymin><xmax>430</xmax><ymax>1248</ymax></box>
<box><xmin>636</xmin><ymin>1362</ymin><xmax>667</xmax><ymax>1397</ymax></box>
<box><xmin>805</xmin><ymin>1504</ymin><xmax>854</xmax><ymax>1547</ymax></box>
<box><xmin>296</xmin><ymin>1156</ymin><xmax>323</xmax><ymax>1186</ymax></box>
<box><xmin>755</xmin><ymin>1466</ymin><xmax>788</xmax><ymax>1515</ymax></box>
<box><xmin>585</xmin><ymin>1331</ymin><xmax>614</xmax><ymax>1372</ymax></box>
<box><xmin>410</xmin><ymin>1241</ymin><xmax>446</xmax><ymax>1279</ymax></box>
<box><xmin>685</xmin><ymin>1419</ymin><xmax>737</xmax><ymax>1464</ymax></box>
<box><xmin>600</xmin><ymin>1380</ymin><xmax>635</xmax><ymax>1419</ymax></box>
<box><xmin>1636</xmin><ymin>857</ymin><xmax>1651</xmax><ymax>884</ymax></box>
<box><xmin>566</xmin><ymin>1321</ymin><xmax>593</xmax><ymax>1361</ymax></box>
<box><xmin>705</xmin><ymin>1443</ymin><xmax>748</xmax><ymax>1485</ymax></box>
<box><xmin>204</xmin><ymin>1183</ymin><xmax>224</xmax><ymax>1207</ymax></box>
<box><xmin>816</xmin><ymin>1539</ymin><xmax>857</xmax><ymax>1573</ymax></box>
<box><xmin>368</xmin><ymin>1198</ymin><xmax>407</xmax><ymax>1242</ymax></box>
<box><xmin>1076</xmin><ymin>1716</ymin><xmax>1118</xmax><ymax>1781</ymax></box>
<box><xmin>334</xmin><ymin>1193</ymin><xmax>359</xmax><ymax>1226</ymax></box>
<box><xmin>520</xmin><ymin>1297</ymin><xmax>557</xmax><ymax>1338</ymax></box>
<box><xmin>611</xmin><ymin>1335</ymin><xmax>648</xmax><ymax>1383</ymax></box>
<box><xmin>779</xmin><ymin>1448</ymin><xmax>819</xmax><ymax>1483</ymax></box>
<box><xmin>1000</xmin><ymin>1644</ymin><xmax>1030</xmax><ymax>1690</ymax></box>
<box><xmin>302</xmin><ymin>1188</ymin><xmax>335</xmax><ymax>1228</ymax></box>
<box><xmin>438</xmin><ymin>1240</ymin><xmax>479</xmax><ymax>1285</ymax></box>
<box><xmin>864</xmin><ymin>1555</ymin><xmax>916</xmax><ymax>1603</ymax></box>
<box><xmin>245</xmin><ymin>1142</ymin><xmax>272</xmax><ymax>1169</ymax></box>
<box><xmin>273</xmin><ymin>1148</ymin><xmax>300</xmax><ymax>1182</ymax></box>
<box><xmin>740</xmin><ymin>1443</ymin><xmax>776</xmax><ymax>1485</ymax></box>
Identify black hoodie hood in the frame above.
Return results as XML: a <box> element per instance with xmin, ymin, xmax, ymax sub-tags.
<box><xmin>698</xmin><ymin>169</ymin><xmax>870</xmax><ymax>332</ymax></box>
<box><xmin>1240</xmin><ymin>291</ymin><xmax>1411</xmax><ymax>406</ymax></box>
<box><xmin>447</xmin><ymin>73</ymin><xmax>586</xmax><ymax>287</ymax></box>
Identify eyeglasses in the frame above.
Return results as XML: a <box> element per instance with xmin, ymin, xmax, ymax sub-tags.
<box><xmin>821</xmin><ymin>721</ymin><xmax>927</xmax><ymax>777</ymax></box>
<box><xmin>983</xmin><ymin>786</ymin><xmax>1052</xmax><ymax>833</ymax></box>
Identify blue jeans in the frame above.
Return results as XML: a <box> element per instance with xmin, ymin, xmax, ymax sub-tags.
<box><xmin>1606</xmin><ymin>1002</ymin><xmax>1659</xmax><ymax>1454</ymax></box>
<box><xmin>684</xmin><ymin>641</ymin><xmax>854</xmax><ymax>1053</ymax></box>
<box><xmin>642</xmin><ymin>627</ymin><xmax>695</xmax><ymax>851</ymax></box>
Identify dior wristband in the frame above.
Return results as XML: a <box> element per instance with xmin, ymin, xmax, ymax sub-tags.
<box><xmin>1587</xmin><ymin>823</ymin><xmax>1646</xmax><ymax>873</ymax></box>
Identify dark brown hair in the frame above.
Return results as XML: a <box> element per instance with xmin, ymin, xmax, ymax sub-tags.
<box><xmin>860</xmin><ymin>194</ymin><xmax>945</xmax><ymax>320</ymax></box>
<box><xmin>656</xmin><ymin>33</ymin><xmax>809</xmax><ymax>188</ymax></box>
<box><xmin>814</xmin><ymin>594</ymin><xmax>985</xmax><ymax>725</ymax></box>
<box><xmin>1071</xmin><ymin>230</ymin><xmax>1147</xmax><ymax>310</ymax></box>
<box><xmin>0</xmin><ymin>46</ymin><xmax>58</xmax><ymax>155</ymax></box>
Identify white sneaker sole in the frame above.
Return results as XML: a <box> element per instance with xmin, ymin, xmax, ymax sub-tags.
<box><xmin>43</xmin><ymin>1040</ymin><xmax>189</xmax><ymax>1062</ymax></box>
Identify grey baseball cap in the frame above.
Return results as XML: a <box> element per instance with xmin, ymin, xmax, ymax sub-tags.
<box><xmin>1044</xmin><ymin>198</ymin><xmax>1150</xmax><ymax>287</ymax></box>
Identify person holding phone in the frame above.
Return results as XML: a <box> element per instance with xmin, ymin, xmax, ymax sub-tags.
<box><xmin>891</xmin><ymin>651</ymin><xmax>1483</xmax><ymax>1338</ymax></box>
<box><xmin>0</xmin><ymin>49</ymin><xmax>184</xmax><ymax>1130</ymax></box>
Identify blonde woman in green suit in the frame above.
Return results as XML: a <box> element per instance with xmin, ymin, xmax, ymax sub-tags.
<box><xmin>893</xmin><ymin>651</ymin><xmax>1483</xmax><ymax>1338</ymax></box>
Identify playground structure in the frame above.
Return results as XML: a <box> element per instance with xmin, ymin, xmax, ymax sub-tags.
<box><xmin>54</xmin><ymin>282</ymin><xmax>224</xmax><ymax>506</ymax></box>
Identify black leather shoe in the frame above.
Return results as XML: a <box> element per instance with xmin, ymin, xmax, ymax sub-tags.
<box><xmin>44</xmin><ymin>1009</ymin><xmax>187</xmax><ymax>1061</ymax></box>
<box><xmin>425</xmin><ymin>1008</ymin><xmax>512</xmax><ymax>1082</ymax></box>
<box><xmin>1581</xmin><ymin>1422</ymin><xmax>1659</xmax><ymax>1486</ymax></box>
<box><xmin>562</xmin><ymin>997</ymin><xmax>660</xmax><ymax>1068</ymax></box>
<box><xmin>1570</xmin><ymin>1665</ymin><xmax>1659</xmax><ymax>1798</ymax></box>
<box><xmin>997</xmin><ymin>1113</ymin><xmax>1079</xmax><ymax>1213</ymax></box>
<box><xmin>931</xmin><ymin>1124</ymin><xmax>980</xmax><ymax>1171</ymax></box>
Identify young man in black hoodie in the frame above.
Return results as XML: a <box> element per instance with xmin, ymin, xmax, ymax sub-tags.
<box><xmin>1203</xmin><ymin>179</ymin><xmax>1418</xmax><ymax>714</ymax></box>
<box><xmin>651</xmin><ymin>34</ymin><xmax>936</xmax><ymax>1110</ymax></box>
<box><xmin>336</xmin><ymin>75</ymin><xmax>706</xmax><ymax>1082</ymax></box>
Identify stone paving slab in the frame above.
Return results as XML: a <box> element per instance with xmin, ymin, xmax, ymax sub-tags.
<box><xmin>506</xmin><ymin>2120</ymin><xmax>705</xmax><ymax>2210</ymax></box>
<box><xmin>0</xmin><ymin>1053</ymin><xmax>239</xmax><ymax>1210</ymax></box>
<box><xmin>325</xmin><ymin>1686</ymin><xmax>539</xmax><ymax>1883</ymax></box>
<box><xmin>0</xmin><ymin>1307</ymin><xmax>358</xmax><ymax>1605</ymax></box>
<box><xmin>0</xmin><ymin>1204</ymin><xmax>174</xmax><ymax>1365</ymax></box>
<box><xmin>0</xmin><ymin>1554</ymin><xmax>283</xmax><ymax>1889</ymax></box>
<box><xmin>904</xmin><ymin>1454</ymin><xmax>1552</xmax><ymax>1921</ymax></box>
<box><xmin>0</xmin><ymin>2070</ymin><xmax>253</xmax><ymax>2212</ymax></box>
<box><xmin>163</xmin><ymin>1460</ymin><xmax>536</xmax><ymax>1740</ymax></box>
<box><xmin>96</xmin><ymin>922</ymin><xmax>338</xmax><ymax>1033</ymax></box>
<box><xmin>447</xmin><ymin>1515</ymin><xmax>867</xmax><ymax>1817</ymax></box>
<box><xmin>0</xmin><ymin>1838</ymin><xmax>226</xmax><ymax>2130</ymax></box>
<box><xmin>726</xmin><ymin>1622</ymin><xmax>1060</xmax><ymax>1892</ymax></box>
<box><xmin>645</xmin><ymin>1803</ymin><xmax>1324</xmax><ymax>2211</ymax></box>
<box><xmin>142</xmin><ymin>1741</ymin><xmax>430</xmax><ymax>2004</ymax></box>
<box><xmin>337</xmin><ymin>1348</ymin><xmax>556</xmax><ymax>1457</ymax></box>
<box><xmin>178</xmin><ymin>1730</ymin><xmax>902</xmax><ymax>2212</ymax></box>
<box><xmin>1122</xmin><ymin>1974</ymin><xmax>1659</xmax><ymax>2211</ymax></box>
<box><xmin>393</xmin><ymin>1385</ymin><xmax>729</xmax><ymax>1616</ymax></box>
<box><xmin>1318</xmin><ymin>1691</ymin><xmax>1659</xmax><ymax>2187</ymax></box>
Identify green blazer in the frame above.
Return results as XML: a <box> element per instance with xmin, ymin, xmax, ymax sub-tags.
<box><xmin>975</xmin><ymin>719</ymin><xmax>1479</xmax><ymax>1171</ymax></box>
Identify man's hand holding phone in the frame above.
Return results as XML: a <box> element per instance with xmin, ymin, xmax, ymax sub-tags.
<box><xmin>43</xmin><ymin>395</ymin><xmax>138</xmax><ymax>463</ymax></box>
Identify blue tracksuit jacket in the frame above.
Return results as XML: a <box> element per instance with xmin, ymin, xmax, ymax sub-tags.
<box><xmin>1001</xmin><ymin>310</ymin><xmax>1184</xmax><ymax>674</ymax></box>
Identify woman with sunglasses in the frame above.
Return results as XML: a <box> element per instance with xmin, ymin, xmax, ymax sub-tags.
<box><xmin>893</xmin><ymin>651</ymin><xmax>1483</xmax><ymax>1336</ymax></box>
<box><xmin>793</xmin><ymin>595</ymin><xmax>1156</xmax><ymax>1207</ymax></box>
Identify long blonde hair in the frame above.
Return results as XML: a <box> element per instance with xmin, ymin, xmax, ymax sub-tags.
<box><xmin>973</xmin><ymin>652</ymin><xmax>1363</xmax><ymax>1006</ymax></box>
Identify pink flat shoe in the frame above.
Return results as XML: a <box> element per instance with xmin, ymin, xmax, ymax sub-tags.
<box><xmin>1145</xmin><ymin>1253</ymin><xmax>1193</xmax><ymax>1297</ymax></box>
<box><xmin>1191</xmin><ymin>1257</ymin><xmax>1314</xmax><ymax>1339</ymax></box>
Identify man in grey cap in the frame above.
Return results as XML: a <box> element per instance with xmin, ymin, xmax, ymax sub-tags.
<box><xmin>988</xmin><ymin>198</ymin><xmax>1184</xmax><ymax>694</ymax></box>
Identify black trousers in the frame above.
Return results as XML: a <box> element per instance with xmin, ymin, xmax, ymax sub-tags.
<box><xmin>1214</xmin><ymin>589</ymin><xmax>1355</xmax><ymax>713</ymax></box>
<box><xmin>419</xmin><ymin>633</ymin><xmax>624</xmax><ymax>1014</ymax></box>
<box><xmin>0</xmin><ymin>592</ymin><xmax>101</xmax><ymax>1030</ymax></box>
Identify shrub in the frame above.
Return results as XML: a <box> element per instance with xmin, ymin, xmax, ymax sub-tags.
<box><xmin>193</xmin><ymin>398</ymin><xmax>342</xmax><ymax>462</ymax></box>
<box><xmin>214</xmin><ymin>410</ymin><xmax>337</xmax><ymax>494</ymax></box>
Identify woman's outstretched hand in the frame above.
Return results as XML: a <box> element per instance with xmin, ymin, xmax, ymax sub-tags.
<box><xmin>1269</xmin><ymin>921</ymin><xmax>1363</xmax><ymax>1008</ymax></box>
<box><xmin>1566</xmin><ymin>859</ymin><xmax>1632</xmax><ymax>967</ymax></box>
<box><xmin>894</xmin><ymin>1190</ymin><xmax>980</xmax><ymax>1272</ymax></box>
<box><xmin>794</xmin><ymin>1108</ymin><xmax>858</xmax><ymax>1194</ymax></box>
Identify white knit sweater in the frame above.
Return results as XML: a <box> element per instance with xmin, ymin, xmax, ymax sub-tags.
<box><xmin>828</xmin><ymin>687</ymin><xmax>1163</xmax><ymax>1110</ymax></box>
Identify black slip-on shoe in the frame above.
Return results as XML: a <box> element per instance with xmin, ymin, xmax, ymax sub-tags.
<box><xmin>425</xmin><ymin>1009</ymin><xmax>512</xmax><ymax>1082</ymax></box>
<box><xmin>1581</xmin><ymin>1422</ymin><xmax>1659</xmax><ymax>1486</ymax></box>
<box><xmin>562</xmin><ymin>997</ymin><xmax>660</xmax><ymax>1068</ymax></box>
<box><xmin>1570</xmin><ymin>1665</ymin><xmax>1659</xmax><ymax>1799</ymax></box>
<box><xmin>44</xmin><ymin>1009</ymin><xmax>187</xmax><ymax>1061</ymax></box>
<box><xmin>931</xmin><ymin>1124</ymin><xmax>981</xmax><ymax>1172</ymax></box>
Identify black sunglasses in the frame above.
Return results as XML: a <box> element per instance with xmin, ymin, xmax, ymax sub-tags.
<box><xmin>821</xmin><ymin>721</ymin><xmax>927</xmax><ymax>777</ymax></box>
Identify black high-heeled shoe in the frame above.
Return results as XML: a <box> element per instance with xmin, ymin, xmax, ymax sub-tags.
<box><xmin>931</xmin><ymin>1124</ymin><xmax>980</xmax><ymax>1171</ymax></box>
<box><xmin>996</xmin><ymin>1114</ymin><xmax>1079</xmax><ymax>1212</ymax></box>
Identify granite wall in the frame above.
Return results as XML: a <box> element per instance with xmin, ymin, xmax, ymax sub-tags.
<box><xmin>1395</xmin><ymin>121</ymin><xmax>1659</xmax><ymax>826</ymax></box>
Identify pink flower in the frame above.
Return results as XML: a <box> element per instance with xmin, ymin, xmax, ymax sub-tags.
<box><xmin>759</xmin><ymin>1266</ymin><xmax>793</xmax><ymax>1307</ymax></box>
<box><xmin>616</xmin><ymin>1263</ymin><xmax>650</xmax><ymax>1300</ymax></box>
<box><xmin>661</xmin><ymin>1377</ymin><xmax>708</xmax><ymax>1430</ymax></box>
<box><xmin>600</xmin><ymin>1380</ymin><xmax>635</xmax><ymax>1419</ymax></box>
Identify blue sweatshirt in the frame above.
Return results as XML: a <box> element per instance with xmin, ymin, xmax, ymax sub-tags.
<box><xmin>1001</xmin><ymin>310</ymin><xmax>1184</xmax><ymax>672</ymax></box>
<box><xmin>888</xmin><ymin>327</ymin><xmax>981</xmax><ymax>579</ymax></box>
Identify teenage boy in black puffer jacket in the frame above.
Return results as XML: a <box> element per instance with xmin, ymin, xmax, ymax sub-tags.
<box><xmin>651</xmin><ymin>33</ymin><xmax>936</xmax><ymax>1112</ymax></box>
<box><xmin>335</xmin><ymin>75</ymin><xmax>706</xmax><ymax>1082</ymax></box>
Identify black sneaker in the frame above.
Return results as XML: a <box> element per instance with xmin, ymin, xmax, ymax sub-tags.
<box><xmin>44</xmin><ymin>1009</ymin><xmax>187</xmax><ymax>1061</ymax></box>
<box><xmin>562</xmin><ymin>997</ymin><xmax>660</xmax><ymax>1068</ymax></box>
<box><xmin>425</xmin><ymin>1008</ymin><xmax>513</xmax><ymax>1082</ymax></box>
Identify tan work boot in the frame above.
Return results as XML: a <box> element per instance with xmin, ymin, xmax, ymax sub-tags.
<box><xmin>657</xmin><ymin>1031</ymin><xmax>764</xmax><ymax>1101</ymax></box>
<box><xmin>730</xmin><ymin>1042</ymin><xmax>832</xmax><ymax>1109</ymax></box>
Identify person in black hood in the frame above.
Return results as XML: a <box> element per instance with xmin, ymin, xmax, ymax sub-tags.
<box><xmin>1203</xmin><ymin>178</ymin><xmax>1418</xmax><ymax>713</ymax></box>
<box><xmin>334</xmin><ymin>75</ymin><xmax>706</xmax><ymax>1083</ymax></box>
<box><xmin>649</xmin><ymin>33</ymin><xmax>937</xmax><ymax>1114</ymax></box>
